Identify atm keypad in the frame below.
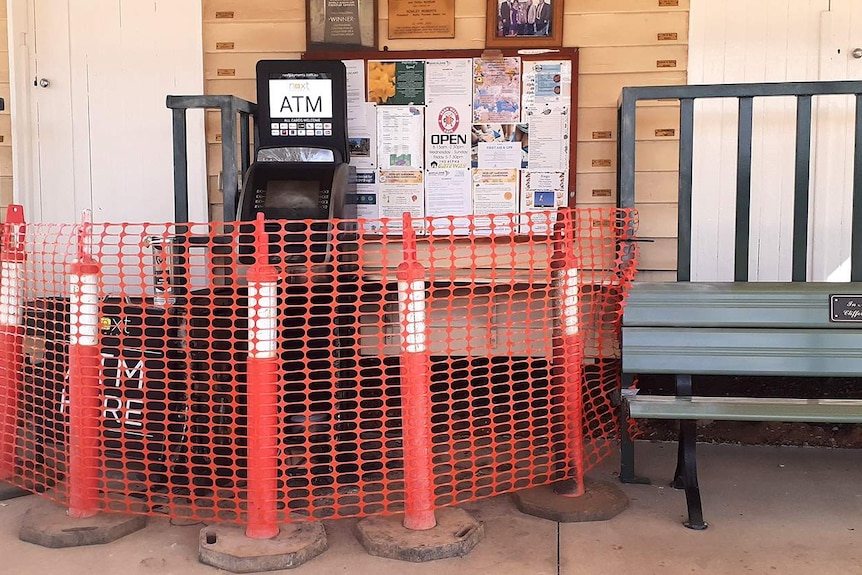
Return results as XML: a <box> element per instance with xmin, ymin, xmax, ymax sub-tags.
<box><xmin>269</xmin><ymin>121</ymin><xmax>334</xmax><ymax>137</ymax></box>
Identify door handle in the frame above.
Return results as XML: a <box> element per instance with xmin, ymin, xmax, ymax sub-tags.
<box><xmin>852</xmin><ymin>48</ymin><xmax>862</xmax><ymax>60</ymax></box>
<box><xmin>37</xmin><ymin>78</ymin><xmax>50</xmax><ymax>88</ymax></box>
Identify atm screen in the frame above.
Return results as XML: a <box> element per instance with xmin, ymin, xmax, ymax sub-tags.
<box><xmin>269</xmin><ymin>76</ymin><xmax>333</xmax><ymax>120</ymax></box>
<box><xmin>264</xmin><ymin>180</ymin><xmax>320</xmax><ymax>210</ymax></box>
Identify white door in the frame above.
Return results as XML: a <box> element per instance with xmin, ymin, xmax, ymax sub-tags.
<box><xmin>9</xmin><ymin>0</ymin><xmax>208</xmax><ymax>224</ymax></box>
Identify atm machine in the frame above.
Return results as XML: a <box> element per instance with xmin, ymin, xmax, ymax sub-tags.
<box><xmin>235</xmin><ymin>59</ymin><xmax>356</xmax><ymax>224</ymax></box>
<box><xmin>181</xmin><ymin>59</ymin><xmax>361</xmax><ymax>490</ymax></box>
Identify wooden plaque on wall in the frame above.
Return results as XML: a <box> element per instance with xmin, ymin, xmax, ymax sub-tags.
<box><xmin>388</xmin><ymin>0</ymin><xmax>456</xmax><ymax>39</ymax></box>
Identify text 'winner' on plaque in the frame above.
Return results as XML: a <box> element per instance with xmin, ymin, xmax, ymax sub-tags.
<box><xmin>388</xmin><ymin>0</ymin><xmax>456</xmax><ymax>39</ymax></box>
<box><xmin>307</xmin><ymin>0</ymin><xmax>378</xmax><ymax>50</ymax></box>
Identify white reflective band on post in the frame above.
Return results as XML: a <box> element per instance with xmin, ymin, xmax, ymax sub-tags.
<box><xmin>69</xmin><ymin>274</ymin><xmax>99</xmax><ymax>346</ymax></box>
<box><xmin>0</xmin><ymin>261</ymin><xmax>23</xmax><ymax>327</ymax></box>
<box><xmin>398</xmin><ymin>279</ymin><xmax>427</xmax><ymax>353</ymax></box>
<box><xmin>248</xmin><ymin>281</ymin><xmax>278</xmax><ymax>359</ymax></box>
<box><xmin>563</xmin><ymin>268</ymin><xmax>579</xmax><ymax>336</ymax></box>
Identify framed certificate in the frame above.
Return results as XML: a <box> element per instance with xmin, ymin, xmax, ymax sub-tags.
<box><xmin>307</xmin><ymin>0</ymin><xmax>378</xmax><ymax>51</ymax></box>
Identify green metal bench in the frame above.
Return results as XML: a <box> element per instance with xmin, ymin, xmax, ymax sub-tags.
<box><xmin>615</xmin><ymin>79</ymin><xmax>862</xmax><ymax>530</ymax></box>
<box><xmin>621</xmin><ymin>281</ymin><xmax>862</xmax><ymax>529</ymax></box>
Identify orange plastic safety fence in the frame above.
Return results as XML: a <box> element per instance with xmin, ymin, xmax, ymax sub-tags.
<box><xmin>0</xmin><ymin>208</ymin><xmax>637</xmax><ymax>525</ymax></box>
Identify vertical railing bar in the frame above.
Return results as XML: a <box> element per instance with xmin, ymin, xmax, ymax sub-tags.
<box><xmin>171</xmin><ymin>108</ymin><xmax>189</xmax><ymax>223</ymax></box>
<box><xmin>792</xmin><ymin>95</ymin><xmax>813</xmax><ymax>282</ymax></box>
<box><xmin>617</xmin><ymin>91</ymin><xmax>638</xmax><ymax>274</ymax></box>
<box><xmin>735</xmin><ymin>97</ymin><xmax>754</xmax><ymax>282</ymax></box>
<box><xmin>240</xmin><ymin>112</ymin><xmax>252</xmax><ymax>178</ymax></box>
<box><xmin>221</xmin><ymin>100</ymin><xmax>239</xmax><ymax>222</ymax></box>
<box><xmin>677</xmin><ymin>98</ymin><xmax>695</xmax><ymax>282</ymax></box>
<box><xmin>617</xmin><ymin>89</ymin><xmax>637</xmax><ymax>210</ymax></box>
<box><xmin>851</xmin><ymin>94</ymin><xmax>862</xmax><ymax>281</ymax></box>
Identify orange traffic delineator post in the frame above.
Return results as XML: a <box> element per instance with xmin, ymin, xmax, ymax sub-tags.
<box><xmin>67</xmin><ymin>219</ymin><xmax>102</xmax><ymax>519</ymax></box>
<box><xmin>511</xmin><ymin>211</ymin><xmax>630</xmax><ymax>523</ymax></box>
<box><xmin>245</xmin><ymin>213</ymin><xmax>281</xmax><ymax>540</ymax></box>
<box><xmin>198</xmin><ymin>213</ymin><xmax>328</xmax><ymax>573</ymax></box>
<box><xmin>355</xmin><ymin>213</ymin><xmax>484</xmax><ymax>562</ymax></box>
<box><xmin>19</xmin><ymin>210</ymin><xmax>148</xmax><ymax>548</ymax></box>
<box><xmin>397</xmin><ymin>217</ymin><xmax>436</xmax><ymax>531</ymax></box>
<box><xmin>0</xmin><ymin>205</ymin><xmax>27</xmax><ymax>500</ymax></box>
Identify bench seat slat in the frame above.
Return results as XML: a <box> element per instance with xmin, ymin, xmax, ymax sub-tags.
<box><xmin>624</xmin><ymin>281</ymin><xmax>862</xmax><ymax>329</ymax></box>
<box><xmin>626</xmin><ymin>395</ymin><xmax>862</xmax><ymax>423</ymax></box>
<box><xmin>622</xmin><ymin>327</ymin><xmax>862</xmax><ymax>376</ymax></box>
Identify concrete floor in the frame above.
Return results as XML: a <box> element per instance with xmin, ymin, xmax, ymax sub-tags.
<box><xmin>1</xmin><ymin>441</ymin><xmax>861</xmax><ymax>575</ymax></box>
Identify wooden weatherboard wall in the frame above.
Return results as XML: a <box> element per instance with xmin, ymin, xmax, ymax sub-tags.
<box><xmin>201</xmin><ymin>0</ymin><xmax>688</xmax><ymax>277</ymax></box>
<box><xmin>571</xmin><ymin>1</ymin><xmax>688</xmax><ymax>281</ymax></box>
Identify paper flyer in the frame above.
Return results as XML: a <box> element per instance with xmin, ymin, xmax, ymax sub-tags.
<box><xmin>425</xmin><ymin>59</ymin><xmax>473</xmax><ymax>103</ymax></box>
<box><xmin>526</xmin><ymin>110</ymin><xmax>570</xmax><ymax>172</ymax></box>
<box><xmin>355</xmin><ymin>170</ymin><xmax>381</xmax><ymax>234</ymax></box>
<box><xmin>377</xmin><ymin>106</ymin><xmax>424</xmax><ymax>170</ymax></box>
<box><xmin>520</xmin><ymin>171</ymin><xmax>567</xmax><ymax>234</ymax></box>
<box><xmin>470</xmin><ymin>124</ymin><xmax>518</xmax><ymax>168</ymax></box>
<box><xmin>522</xmin><ymin>61</ymin><xmax>573</xmax><ymax>114</ymax></box>
<box><xmin>345</xmin><ymin>59</ymin><xmax>369</xmax><ymax>132</ymax></box>
<box><xmin>425</xmin><ymin>169</ymin><xmax>472</xmax><ymax>235</ymax></box>
<box><xmin>348</xmin><ymin>103</ymin><xmax>378</xmax><ymax>170</ymax></box>
<box><xmin>472</xmin><ymin>57</ymin><xmax>521</xmax><ymax>123</ymax></box>
<box><xmin>472</xmin><ymin>169</ymin><xmax>519</xmax><ymax>235</ymax></box>
<box><xmin>367</xmin><ymin>60</ymin><xmax>426</xmax><ymax>105</ymax></box>
<box><xmin>426</xmin><ymin>102</ymin><xmax>471</xmax><ymax>169</ymax></box>
<box><xmin>378</xmin><ymin>170</ymin><xmax>425</xmax><ymax>233</ymax></box>
<box><xmin>478</xmin><ymin>141</ymin><xmax>521</xmax><ymax>169</ymax></box>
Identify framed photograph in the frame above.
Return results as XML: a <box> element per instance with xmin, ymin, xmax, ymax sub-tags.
<box><xmin>307</xmin><ymin>0</ymin><xmax>379</xmax><ymax>51</ymax></box>
<box><xmin>485</xmin><ymin>0</ymin><xmax>563</xmax><ymax>49</ymax></box>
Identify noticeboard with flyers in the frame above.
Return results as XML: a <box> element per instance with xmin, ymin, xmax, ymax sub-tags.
<box><xmin>303</xmin><ymin>48</ymin><xmax>578</xmax><ymax>235</ymax></box>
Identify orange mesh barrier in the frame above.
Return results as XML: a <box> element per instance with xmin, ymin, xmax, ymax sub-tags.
<box><xmin>0</xmin><ymin>207</ymin><xmax>637</xmax><ymax>527</ymax></box>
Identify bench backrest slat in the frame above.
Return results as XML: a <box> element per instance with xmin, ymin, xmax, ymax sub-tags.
<box><xmin>623</xmin><ymin>282</ymin><xmax>862</xmax><ymax>329</ymax></box>
<box><xmin>623</xmin><ymin>326</ymin><xmax>862</xmax><ymax>376</ymax></box>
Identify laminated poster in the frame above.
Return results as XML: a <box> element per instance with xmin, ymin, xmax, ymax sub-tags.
<box><xmin>377</xmin><ymin>106</ymin><xmax>424</xmax><ymax>170</ymax></box>
<box><xmin>522</xmin><ymin>61</ymin><xmax>572</xmax><ymax>113</ymax></box>
<box><xmin>520</xmin><ymin>171</ymin><xmax>567</xmax><ymax>234</ymax></box>
<box><xmin>425</xmin><ymin>169</ymin><xmax>472</xmax><ymax>235</ymax></box>
<box><xmin>472</xmin><ymin>57</ymin><xmax>521</xmax><ymax>124</ymax></box>
<box><xmin>355</xmin><ymin>171</ymin><xmax>381</xmax><ymax>234</ymax></box>
<box><xmin>426</xmin><ymin>102</ymin><xmax>471</xmax><ymax>170</ymax></box>
<box><xmin>367</xmin><ymin>60</ymin><xmax>426</xmax><ymax>105</ymax></box>
<box><xmin>379</xmin><ymin>170</ymin><xmax>425</xmax><ymax>233</ymax></box>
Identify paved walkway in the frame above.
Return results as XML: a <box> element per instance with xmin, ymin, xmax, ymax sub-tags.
<box><xmin>1</xmin><ymin>442</ymin><xmax>860</xmax><ymax>574</ymax></box>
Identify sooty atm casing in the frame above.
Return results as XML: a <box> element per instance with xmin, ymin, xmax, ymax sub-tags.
<box><xmin>184</xmin><ymin>59</ymin><xmax>363</xmax><ymax>490</ymax></box>
<box><xmin>235</xmin><ymin>59</ymin><xmax>356</xmax><ymax>222</ymax></box>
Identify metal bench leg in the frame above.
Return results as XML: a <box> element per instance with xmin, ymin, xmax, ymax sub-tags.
<box><xmin>619</xmin><ymin>374</ymin><xmax>650</xmax><ymax>485</ymax></box>
<box><xmin>677</xmin><ymin>419</ymin><xmax>707</xmax><ymax>529</ymax></box>
<box><xmin>670</xmin><ymin>374</ymin><xmax>707</xmax><ymax>530</ymax></box>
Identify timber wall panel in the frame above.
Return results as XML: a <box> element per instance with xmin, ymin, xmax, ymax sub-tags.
<box><xmin>570</xmin><ymin>1</ymin><xmax>688</xmax><ymax>278</ymax></box>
